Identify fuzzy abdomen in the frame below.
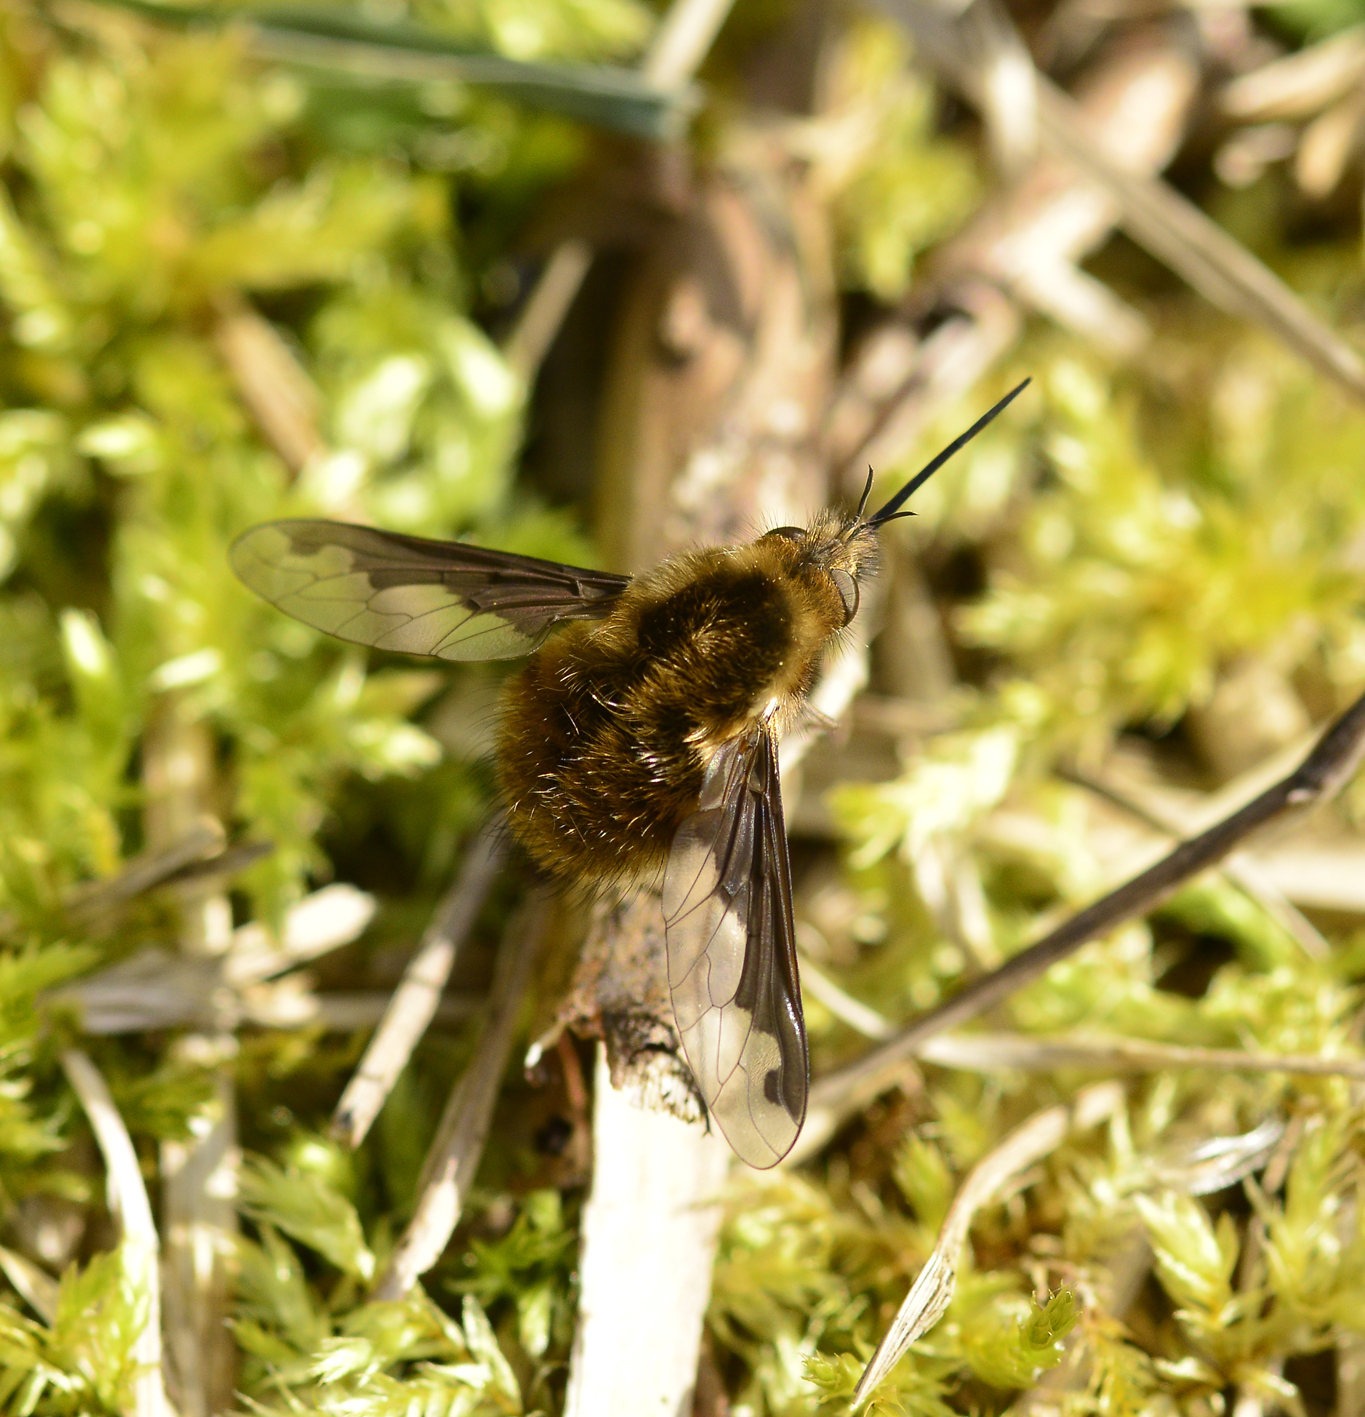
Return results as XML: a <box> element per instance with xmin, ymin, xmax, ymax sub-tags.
<box><xmin>496</xmin><ymin>553</ymin><xmax>814</xmax><ymax>883</ymax></box>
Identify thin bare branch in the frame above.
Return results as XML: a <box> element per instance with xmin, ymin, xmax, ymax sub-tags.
<box><xmin>0</xmin><ymin>819</ymin><xmax>228</xmax><ymax>939</ymax></box>
<box><xmin>68</xmin><ymin>819</ymin><xmax>225</xmax><ymax>916</ymax></box>
<box><xmin>1064</xmin><ymin>765</ymin><xmax>1330</xmax><ymax>959</ymax></box>
<box><xmin>370</xmin><ymin>890</ymin><xmax>549</xmax><ymax>1301</ymax></box>
<box><xmin>332</xmin><ymin>820</ymin><xmax>506</xmax><ymax>1147</ymax></box>
<box><xmin>796</xmin><ymin>685</ymin><xmax>1365</xmax><ymax>1162</ymax></box>
<box><xmin>159</xmin><ymin>839</ymin><xmax>272</xmax><ymax>890</ymax></box>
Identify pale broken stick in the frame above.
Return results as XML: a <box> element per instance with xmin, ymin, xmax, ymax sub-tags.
<box><xmin>794</xmin><ymin>683</ymin><xmax>1365</xmax><ymax>1163</ymax></box>
<box><xmin>370</xmin><ymin>890</ymin><xmax>548</xmax><ymax>1301</ymax></box>
<box><xmin>332</xmin><ymin>819</ymin><xmax>506</xmax><ymax>1148</ymax></box>
<box><xmin>61</xmin><ymin>1049</ymin><xmax>174</xmax><ymax>1417</ymax></box>
<box><xmin>562</xmin><ymin>1045</ymin><xmax>731</xmax><ymax>1417</ymax></box>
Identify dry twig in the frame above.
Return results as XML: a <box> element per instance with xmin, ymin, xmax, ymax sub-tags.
<box><xmin>1064</xmin><ymin>766</ymin><xmax>1330</xmax><ymax>959</ymax></box>
<box><xmin>796</xmin><ymin>684</ymin><xmax>1365</xmax><ymax>1161</ymax></box>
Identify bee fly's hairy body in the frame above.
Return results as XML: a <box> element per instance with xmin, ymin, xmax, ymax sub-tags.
<box><xmin>497</xmin><ymin>510</ymin><xmax>876</xmax><ymax>884</ymax></box>
<box><xmin>228</xmin><ymin>380</ymin><xmax>1028</xmax><ymax>1168</ymax></box>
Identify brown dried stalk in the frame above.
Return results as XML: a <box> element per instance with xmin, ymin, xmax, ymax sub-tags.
<box><xmin>502</xmin><ymin>0</ymin><xmax>739</xmax><ymax>381</ymax></box>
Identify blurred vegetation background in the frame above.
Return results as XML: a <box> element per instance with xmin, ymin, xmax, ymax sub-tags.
<box><xmin>4</xmin><ymin>0</ymin><xmax>1365</xmax><ymax>1413</ymax></box>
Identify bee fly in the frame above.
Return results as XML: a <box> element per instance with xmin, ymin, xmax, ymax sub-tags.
<box><xmin>231</xmin><ymin>379</ymin><xmax>1029</xmax><ymax>1167</ymax></box>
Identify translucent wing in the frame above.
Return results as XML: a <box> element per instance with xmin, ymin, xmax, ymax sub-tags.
<box><xmin>662</xmin><ymin>724</ymin><xmax>807</xmax><ymax>1168</ymax></box>
<box><xmin>231</xmin><ymin>519</ymin><xmax>631</xmax><ymax>661</ymax></box>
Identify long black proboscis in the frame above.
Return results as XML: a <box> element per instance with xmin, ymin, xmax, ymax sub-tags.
<box><xmin>865</xmin><ymin>378</ymin><xmax>1031</xmax><ymax>528</ymax></box>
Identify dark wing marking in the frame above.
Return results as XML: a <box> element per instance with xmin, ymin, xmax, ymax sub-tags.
<box><xmin>230</xmin><ymin>519</ymin><xmax>631</xmax><ymax>661</ymax></box>
<box><xmin>662</xmin><ymin>724</ymin><xmax>807</xmax><ymax>1168</ymax></box>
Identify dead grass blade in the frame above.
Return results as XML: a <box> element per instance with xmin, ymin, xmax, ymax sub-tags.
<box><xmin>332</xmin><ymin>818</ymin><xmax>505</xmax><ymax>1148</ymax></box>
<box><xmin>61</xmin><ymin>1049</ymin><xmax>174</xmax><ymax>1417</ymax></box>
<box><xmin>370</xmin><ymin>890</ymin><xmax>549</xmax><ymax>1300</ymax></box>
<box><xmin>854</xmin><ymin>1085</ymin><xmax>1122</xmax><ymax>1408</ymax></box>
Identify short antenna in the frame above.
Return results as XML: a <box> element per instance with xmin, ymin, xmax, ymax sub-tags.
<box><xmin>865</xmin><ymin>378</ymin><xmax>1031</xmax><ymax>529</ymax></box>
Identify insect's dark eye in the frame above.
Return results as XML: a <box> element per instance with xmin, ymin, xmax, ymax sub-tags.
<box><xmin>765</xmin><ymin>526</ymin><xmax>805</xmax><ymax>542</ymax></box>
<box><xmin>830</xmin><ymin>567</ymin><xmax>859</xmax><ymax>625</ymax></box>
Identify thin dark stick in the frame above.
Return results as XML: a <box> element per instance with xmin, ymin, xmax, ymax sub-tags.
<box><xmin>798</xmin><ymin>685</ymin><xmax>1365</xmax><ymax>1156</ymax></box>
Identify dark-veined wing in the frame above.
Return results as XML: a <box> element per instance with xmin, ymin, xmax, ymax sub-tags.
<box><xmin>661</xmin><ymin>723</ymin><xmax>807</xmax><ymax>1168</ymax></box>
<box><xmin>231</xmin><ymin>519</ymin><xmax>631</xmax><ymax>661</ymax></box>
